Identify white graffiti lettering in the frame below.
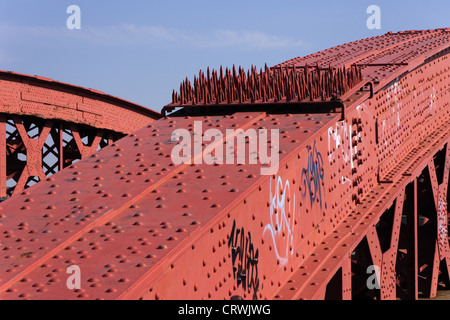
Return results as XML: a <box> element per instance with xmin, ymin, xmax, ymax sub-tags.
<box><xmin>263</xmin><ymin>176</ymin><xmax>296</xmax><ymax>266</ymax></box>
<box><xmin>328</xmin><ymin>120</ymin><xmax>357</xmax><ymax>184</ymax></box>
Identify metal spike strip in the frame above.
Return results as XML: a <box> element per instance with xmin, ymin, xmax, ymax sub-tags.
<box><xmin>169</xmin><ymin>64</ymin><xmax>363</xmax><ymax>107</ymax></box>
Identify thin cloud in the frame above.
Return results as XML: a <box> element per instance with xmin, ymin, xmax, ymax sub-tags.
<box><xmin>123</xmin><ymin>25</ymin><xmax>304</xmax><ymax>50</ymax></box>
<box><xmin>0</xmin><ymin>23</ymin><xmax>303</xmax><ymax>50</ymax></box>
<box><xmin>0</xmin><ymin>24</ymin><xmax>67</xmax><ymax>45</ymax></box>
<box><xmin>197</xmin><ymin>29</ymin><xmax>303</xmax><ymax>49</ymax></box>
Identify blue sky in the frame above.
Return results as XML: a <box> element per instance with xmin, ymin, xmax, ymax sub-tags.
<box><xmin>0</xmin><ymin>0</ymin><xmax>448</xmax><ymax>113</ymax></box>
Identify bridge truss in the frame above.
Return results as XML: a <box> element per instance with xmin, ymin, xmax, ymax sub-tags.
<box><xmin>0</xmin><ymin>29</ymin><xmax>449</xmax><ymax>300</ymax></box>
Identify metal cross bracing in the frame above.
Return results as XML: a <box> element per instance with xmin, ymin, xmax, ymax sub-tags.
<box><xmin>0</xmin><ymin>28</ymin><xmax>449</xmax><ymax>300</ymax></box>
<box><xmin>0</xmin><ymin>71</ymin><xmax>160</xmax><ymax>198</ymax></box>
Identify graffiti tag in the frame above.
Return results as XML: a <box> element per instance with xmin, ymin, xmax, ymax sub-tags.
<box><xmin>228</xmin><ymin>220</ymin><xmax>260</xmax><ymax>300</ymax></box>
<box><xmin>263</xmin><ymin>176</ymin><xmax>296</xmax><ymax>267</ymax></box>
<box><xmin>301</xmin><ymin>141</ymin><xmax>327</xmax><ymax>210</ymax></box>
<box><xmin>438</xmin><ymin>199</ymin><xmax>448</xmax><ymax>253</ymax></box>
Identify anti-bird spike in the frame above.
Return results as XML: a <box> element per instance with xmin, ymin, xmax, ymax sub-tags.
<box><xmin>170</xmin><ymin>64</ymin><xmax>362</xmax><ymax>106</ymax></box>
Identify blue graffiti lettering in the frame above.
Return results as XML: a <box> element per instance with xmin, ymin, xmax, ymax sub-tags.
<box><xmin>301</xmin><ymin>141</ymin><xmax>327</xmax><ymax>210</ymax></box>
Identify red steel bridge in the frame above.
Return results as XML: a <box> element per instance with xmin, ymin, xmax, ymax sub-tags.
<box><xmin>0</xmin><ymin>28</ymin><xmax>449</xmax><ymax>300</ymax></box>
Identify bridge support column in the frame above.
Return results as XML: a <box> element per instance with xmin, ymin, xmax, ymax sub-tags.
<box><xmin>405</xmin><ymin>180</ymin><xmax>418</xmax><ymax>300</ymax></box>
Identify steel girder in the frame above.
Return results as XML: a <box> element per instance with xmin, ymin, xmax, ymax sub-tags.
<box><xmin>0</xmin><ymin>29</ymin><xmax>448</xmax><ymax>300</ymax></box>
<box><xmin>0</xmin><ymin>71</ymin><xmax>160</xmax><ymax>198</ymax></box>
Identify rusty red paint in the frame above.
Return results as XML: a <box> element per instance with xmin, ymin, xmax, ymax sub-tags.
<box><xmin>0</xmin><ymin>29</ymin><xmax>449</xmax><ymax>300</ymax></box>
<box><xmin>0</xmin><ymin>71</ymin><xmax>160</xmax><ymax>198</ymax></box>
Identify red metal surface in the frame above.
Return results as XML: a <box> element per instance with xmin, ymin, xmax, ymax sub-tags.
<box><xmin>0</xmin><ymin>71</ymin><xmax>160</xmax><ymax>198</ymax></box>
<box><xmin>0</xmin><ymin>28</ymin><xmax>449</xmax><ymax>300</ymax></box>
